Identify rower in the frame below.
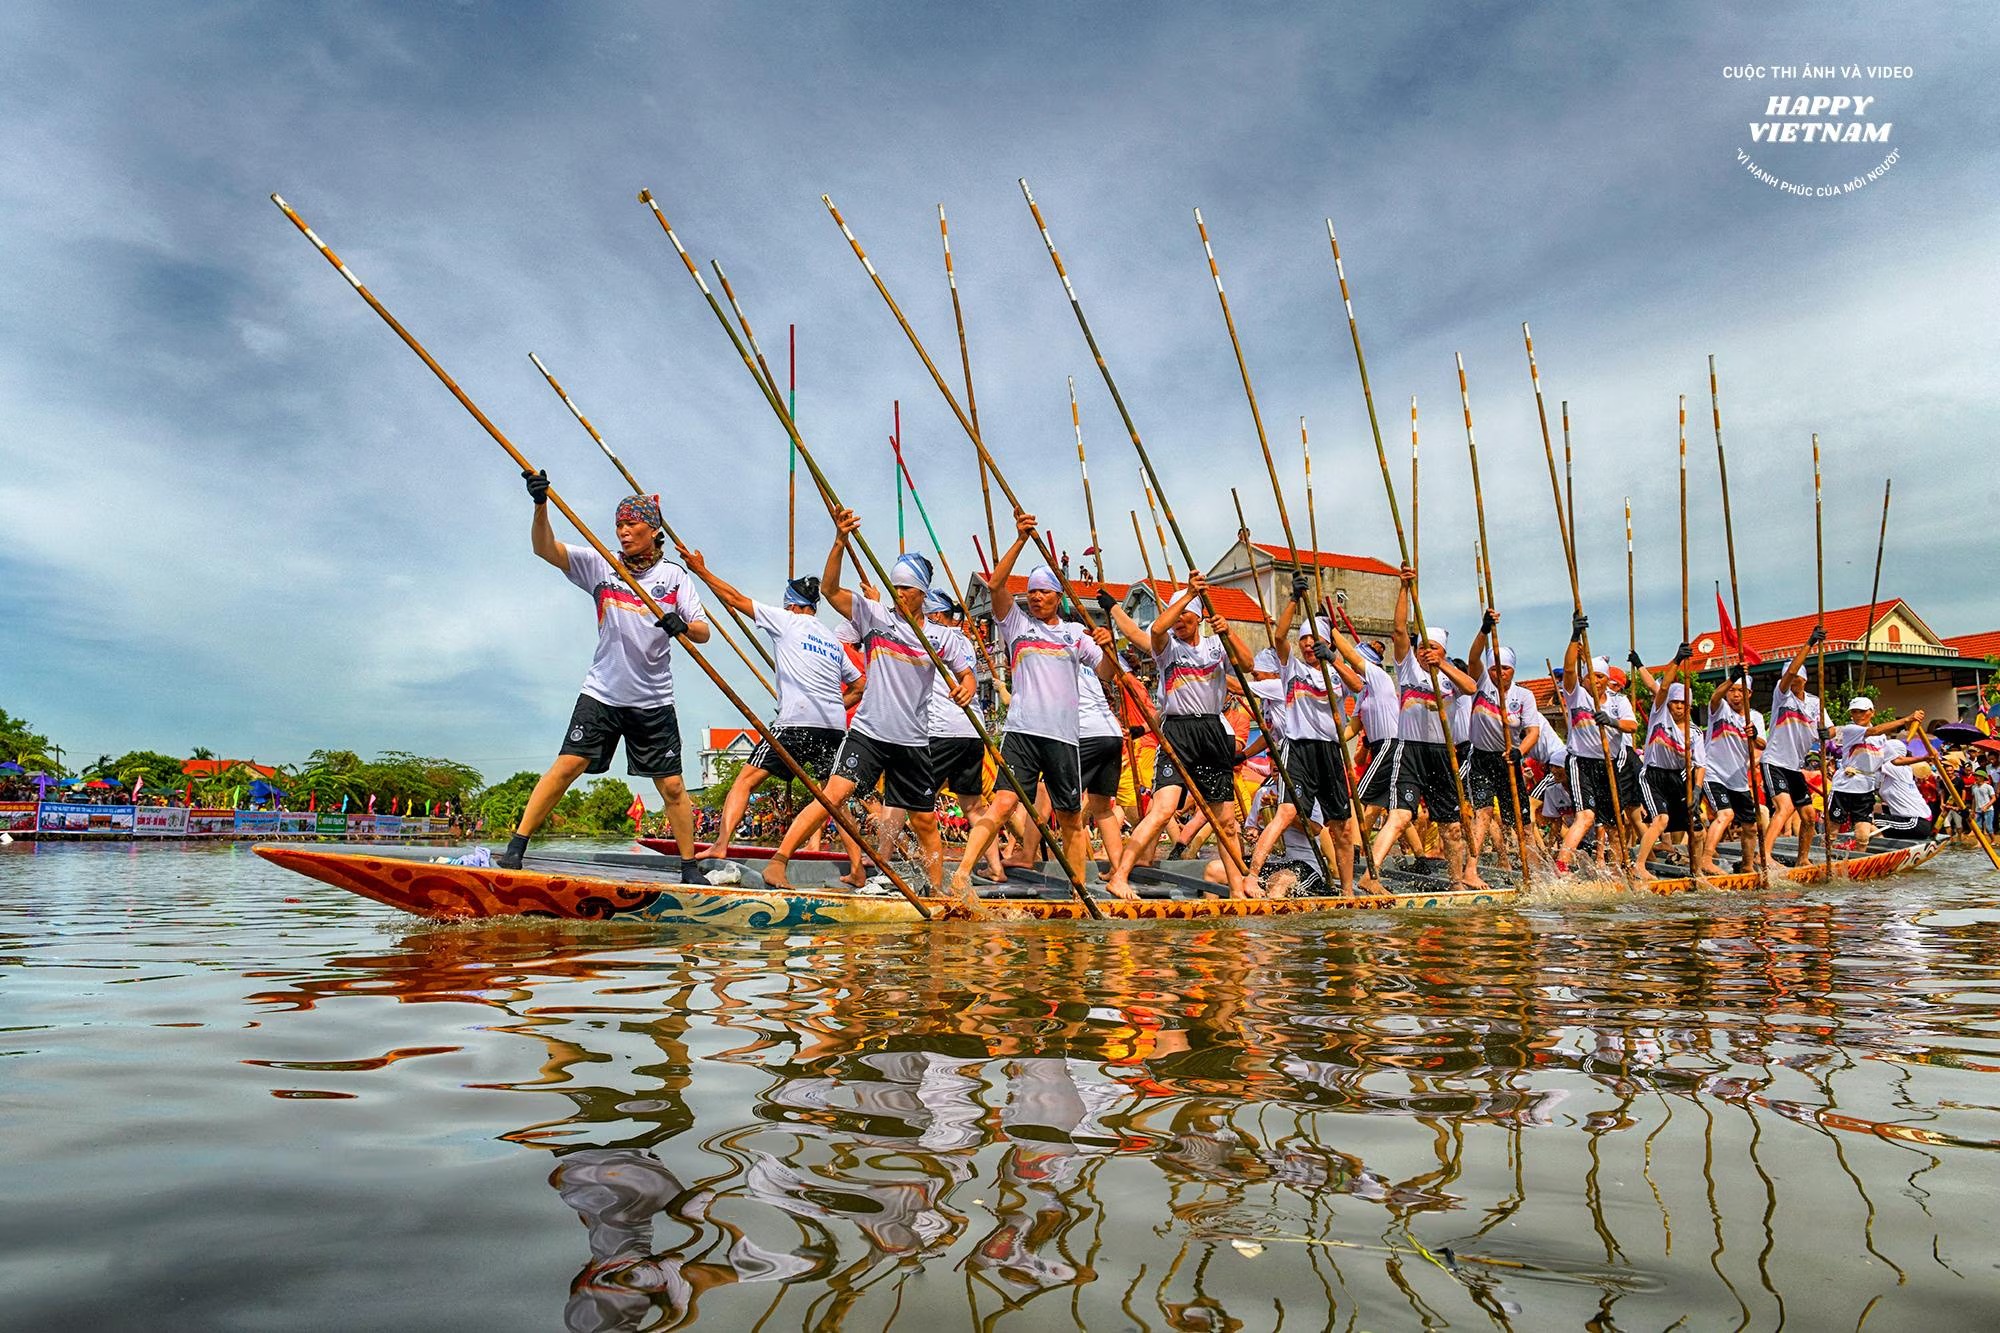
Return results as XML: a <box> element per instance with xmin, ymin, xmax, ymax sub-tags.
<box><xmin>1370</xmin><ymin>566</ymin><xmax>1483</xmax><ymax>888</ymax></box>
<box><xmin>1075</xmin><ymin>613</ymin><xmax>1131</xmax><ymax>870</ymax></box>
<box><xmin>1874</xmin><ymin>737</ymin><xmax>1938</xmax><ymax>841</ymax></box>
<box><xmin>1698</xmin><ymin>673</ymin><xmax>1759</xmax><ymax>876</ymax></box>
<box><xmin>1464</xmin><ymin>616</ymin><xmax>1543</xmax><ymax>867</ymax></box>
<box><xmin>1102</xmin><ymin>572</ymin><xmax>1255</xmax><ymax>899</ymax></box>
<box><xmin>1760</xmin><ymin>627</ymin><xmax>1828</xmax><ymax>868</ymax></box>
<box><xmin>1629</xmin><ymin>643</ymin><xmax>1705</xmax><ymax>876</ymax></box>
<box><xmin>1828</xmin><ymin>696</ymin><xmax>1927</xmax><ymax>852</ymax></box>
<box><xmin>762</xmin><ymin>508</ymin><xmax>975</xmax><ymax>892</ymax></box>
<box><xmin>1604</xmin><ymin>666</ymin><xmax>1645</xmax><ymax>846</ymax></box>
<box><xmin>924</xmin><ymin>589</ymin><xmax>1006</xmax><ymax>885</ymax></box>
<box><xmin>946</xmin><ymin>512</ymin><xmax>1118</xmax><ymax>906</ymax></box>
<box><xmin>674</xmin><ymin>557</ymin><xmax>863</xmax><ymax>878</ymax></box>
<box><xmin>500</xmin><ymin>480</ymin><xmax>711</xmax><ymax>875</ymax></box>
<box><xmin>1268</xmin><ymin>579</ymin><xmax>1358</xmax><ymax>895</ymax></box>
<box><xmin>1556</xmin><ymin>613</ymin><xmax>1636</xmax><ymax>875</ymax></box>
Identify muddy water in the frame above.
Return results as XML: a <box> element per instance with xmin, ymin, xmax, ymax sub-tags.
<box><xmin>3</xmin><ymin>840</ymin><xmax>1997</xmax><ymax>1329</ymax></box>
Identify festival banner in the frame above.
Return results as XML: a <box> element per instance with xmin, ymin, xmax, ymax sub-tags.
<box><xmin>402</xmin><ymin>816</ymin><xmax>430</xmax><ymax>837</ymax></box>
<box><xmin>316</xmin><ymin>812</ymin><xmax>347</xmax><ymax>836</ymax></box>
<box><xmin>375</xmin><ymin>814</ymin><xmax>402</xmax><ymax>837</ymax></box>
<box><xmin>278</xmin><ymin>811</ymin><xmax>316</xmax><ymax>836</ymax></box>
<box><xmin>1</xmin><ymin>801</ymin><xmax>39</xmax><ymax>832</ymax></box>
<box><xmin>134</xmin><ymin>807</ymin><xmax>190</xmax><ymax>837</ymax></box>
<box><xmin>347</xmin><ymin>814</ymin><xmax>376</xmax><ymax>838</ymax></box>
<box><xmin>38</xmin><ymin>802</ymin><xmax>135</xmax><ymax>835</ymax></box>
<box><xmin>188</xmin><ymin>808</ymin><xmax>236</xmax><ymax>836</ymax></box>
<box><xmin>233</xmin><ymin>811</ymin><xmax>280</xmax><ymax>836</ymax></box>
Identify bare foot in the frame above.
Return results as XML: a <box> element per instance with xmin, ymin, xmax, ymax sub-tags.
<box><xmin>1103</xmin><ymin>876</ymin><xmax>1139</xmax><ymax>901</ymax></box>
<box><xmin>762</xmin><ymin>857</ymin><xmax>792</xmax><ymax>891</ymax></box>
<box><xmin>1462</xmin><ymin>871</ymin><xmax>1491</xmax><ymax>890</ymax></box>
<box><xmin>838</xmin><ymin>871</ymin><xmax>869</xmax><ymax>889</ymax></box>
<box><xmin>1356</xmin><ymin>876</ymin><xmax>1386</xmax><ymax>896</ymax></box>
<box><xmin>1630</xmin><ymin>865</ymin><xmax>1655</xmax><ymax>882</ymax></box>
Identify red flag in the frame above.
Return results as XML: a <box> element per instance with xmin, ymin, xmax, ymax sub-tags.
<box><xmin>308</xmin><ymin>791</ymin><xmax>317</xmax><ymax>812</ymax></box>
<box><xmin>184</xmin><ymin>780</ymin><xmax>194</xmax><ymax>804</ymax></box>
<box><xmin>1715</xmin><ymin>589</ymin><xmax>1763</xmax><ymax>666</ymax></box>
<box><xmin>627</xmin><ymin>793</ymin><xmax>646</xmax><ymax>830</ymax></box>
<box><xmin>367</xmin><ymin>793</ymin><xmax>376</xmax><ymax>814</ymax></box>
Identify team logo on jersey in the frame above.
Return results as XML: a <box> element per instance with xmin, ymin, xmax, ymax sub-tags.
<box><xmin>651</xmin><ymin>585</ymin><xmax>667</xmax><ymax>598</ymax></box>
<box><xmin>569</xmin><ymin>726</ymin><xmax>586</xmax><ymax>742</ymax></box>
<box><xmin>844</xmin><ymin>753</ymin><xmax>859</xmax><ymax>771</ymax></box>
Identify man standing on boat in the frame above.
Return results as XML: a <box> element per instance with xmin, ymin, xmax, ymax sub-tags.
<box><xmin>500</xmin><ymin>477</ymin><xmax>711</xmax><ymax>876</ymax></box>
<box><xmin>946</xmin><ymin>511</ymin><xmax>1118</xmax><ymax>908</ymax></box>
<box><xmin>1828</xmin><ymin>696</ymin><xmax>1927</xmax><ymax>852</ymax></box>
<box><xmin>926</xmin><ymin>589</ymin><xmax>1007</xmax><ymax>885</ymax></box>
<box><xmin>762</xmin><ymin>508</ymin><xmax>975</xmax><ymax>892</ymax></box>
<box><xmin>1464</xmin><ymin>613</ymin><xmax>1543</xmax><ymax>869</ymax></box>
<box><xmin>1556</xmin><ymin>615</ymin><xmax>1637</xmax><ymax>875</ymax></box>
<box><xmin>673</xmin><ymin>555</ymin><xmax>864</xmax><ymax>877</ymax></box>
<box><xmin>1267</xmin><ymin>577</ymin><xmax>1358</xmax><ymax>896</ymax></box>
<box><xmin>1699</xmin><ymin>673</ymin><xmax>1760</xmax><ymax>877</ymax></box>
<box><xmin>1760</xmin><ymin>630</ymin><xmax>1827</xmax><ymax>868</ymax></box>
<box><xmin>1628</xmin><ymin>646</ymin><xmax>1705</xmax><ymax>877</ymax></box>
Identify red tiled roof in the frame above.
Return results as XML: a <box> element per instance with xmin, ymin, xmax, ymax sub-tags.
<box><xmin>1690</xmin><ymin>597</ymin><xmax>1939</xmax><ymax>670</ymax></box>
<box><xmin>705</xmin><ymin>728</ymin><xmax>757</xmax><ymax>750</ymax></box>
<box><xmin>991</xmin><ymin>574</ymin><xmax>1266</xmax><ymax>624</ymax></box>
<box><xmin>181</xmin><ymin>759</ymin><xmax>278</xmax><ymax>778</ymax></box>
<box><xmin>1251</xmin><ymin>543</ymin><xmax>1400</xmax><ymax>579</ymax></box>
<box><xmin>1943</xmin><ymin>630</ymin><xmax>2000</xmax><ymax>663</ymax></box>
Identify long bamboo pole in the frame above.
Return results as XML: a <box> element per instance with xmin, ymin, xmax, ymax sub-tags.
<box><xmin>1130</xmin><ymin>510</ymin><xmax>1157</xmax><ymax>582</ymax></box>
<box><xmin>1679</xmin><ymin>396</ymin><xmax>1700</xmax><ymax>860</ymax></box>
<box><xmin>886</xmin><ymin>424</ymin><xmax>1009</xmax><ymax>694</ymax></box>
<box><xmin>273</xmin><ymin>195</ymin><xmax>933</xmax><ymax>919</ymax></box>
<box><xmin>894</xmin><ymin>402</ymin><xmax>905</xmax><ymax>554</ymax></box>
<box><xmin>1192</xmin><ymin>210</ymin><xmax>1371</xmax><ymax>882</ymax></box>
<box><xmin>821</xmin><ymin>192</ymin><xmax>1260</xmax><ymax>890</ymax></box>
<box><xmin>640</xmin><ymin>191</ymin><xmax>1100</xmax><ymax>916</ymax></box>
<box><xmin>1709</xmin><ymin>355</ymin><xmax>1772</xmax><ymax>873</ymax></box>
<box><xmin>1519</xmin><ymin>327</ymin><xmax>1631</xmax><ymax>868</ymax></box>
<box><xmin>1410</xmin><ymin>395</ymin><xmax>1421</xmax><ymax>602</ymax></box>
<box><xmin>1858</xmin><ymin>478</ymin><xmax>1892</xmax><ymax>691</ymax></box>
<box><xmin>1812</xmin><ymin>433</ymin><xmax>1836</xmax><ymax>876</ymax></box>
<box><xmin>938</xmin><ymin>205</ymin><xmax>1000</xmax><ymax>568</ymax></box>
<box><xmin>527</xmin><ymin>351</ymin><xmax>778</xmax><ymax>693</ymax></box>
<box><xmin>1071</xmin><ymin>377</ymin><xmax>1105</xmax><ymax>585</ymax></box>
<box><xmin>1140</xmin><ymin>469</ymin><xmax>1178</xmax><ymax>583</ymax></box>
<box><xmin>1230</xmin><ymin>490</ymin><xmax>1279</xmax><ymax>648</ymax></box>
<box><xmin>1457</xmin><ymin>353</ymin><xmax>1531</xmax><ymax>880</ymax></box>
<box><xmin>1017</xmin><ymin>181</ymin><xmax>1332</xmax><ymax>890</ymax></box>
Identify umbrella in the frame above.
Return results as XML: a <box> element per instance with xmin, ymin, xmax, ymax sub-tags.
<box><xmin>84</xmin><ymin>779</ymin><xmax>113</xmax><ymax>789</ymax></box>
<box><xmin>1975</xmin><ymin>739</ymin><xmax>2000</xmax><ymax>756</ymax></box>
<box><xmin>0</xmin><ymin>761</ymin><xmax>22</xmax><ymax>774</ymax></box>
<box><xmin>1932</xmin><ymin>722</ymin><xmax>1987</xmax><ymax>747</ymax></box>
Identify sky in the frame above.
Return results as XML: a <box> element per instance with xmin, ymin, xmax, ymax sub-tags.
<box><xmin>4</xmin><ymin>2</ymin><xmax>1995</xmax><ymax>785</ymax></box>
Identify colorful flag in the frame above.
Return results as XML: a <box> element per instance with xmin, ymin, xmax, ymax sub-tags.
<box><xmin>627</xmin><ymin>793</ymin><xmax>646</xmax><ymax>830</ymax></box>
<box><xmin>341</xmin><ymin>794</ymin><xmax>350</xmax><ymax>813</ymax></box>
<box><xmin>1715</xmin><ymin>586</ymin><xmax>1762</xmax><ymax>667</ymax></box>
<box><xmin>367</xmin><ymin>793</ymin><xmax>376</xmax><ymax>814</ymax></box>
<box><xmin>132</xmin><ymin>775</ymin><xmax>145</xmax><ymax>797</ymax></box>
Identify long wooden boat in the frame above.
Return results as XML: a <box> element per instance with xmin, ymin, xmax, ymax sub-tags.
<box><xmin>254</xmin><ymin>835</ymin><xmax>1944</xmax><ymax>926</ymax></box>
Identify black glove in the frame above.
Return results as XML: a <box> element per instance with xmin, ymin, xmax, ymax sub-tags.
<box><xmin>1313</xmin><ymin>639</ymin><xmax>1336</xmax><ymax>665</ymax></box>
<box><xmin>1479</xmin><ymin>609</ymin><xmax>1498</xmax><ymax>636</ymax></box>
<box><xmin>1095</xmin><ymin>590</ymin><xmax>1116</xmax><ymax>613</ymax></box>
<box><xmin>1627</xmin><ymin>649</ymin><xmax>1644</xmax><ymax>671</ymax></box>
<box><xmin>1674</xmin><ymin>641</ymin><xmax>1693</xmax><ymax>664</ymax></box>
<box><xmin>1291</xmin><ymin>573</ymin><xmax>1312</xmax><ymax>602</ymax></box>
<box><xmin>523</xmin><ymin>468</ymin><xmax>550</xmax><ymax>506</ymax></box>
<box><xmin>1807</xmin><ymin>624</ymin><xmax>1826</xmax><ymax>648</ymax></box>
<box><xmin>656</xmin><ymin>610</ymin><xmax>689</xmax><ymax>638</ymax></box>
<box><xmin>1593</xmin><ymin>709</ymin><xmax>1617</xmax><ymax>727</ymax></box>
<box><xmin>1570</xmin><ymin>612</ymin><xmax>1589</xmax><ymax>643</ymax></box>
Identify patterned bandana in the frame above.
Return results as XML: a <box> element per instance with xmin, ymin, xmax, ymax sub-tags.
<box><xmin>923</xmin><ymin>588</ymin><xmax>958</xmax><ymax>616</ymax></box>
<box><xmin>783</xmin><ymin>576</ymin><xmax>821</xmax><ymax>609</ymax></box>
<box><xmin>615</xmin><ymin>494</ymin><xmax>663</xmax><ymax>531</ymax></box>
<box><xmin>891</xmin><ymin>553</ymin><xmax>933</xmax><ymax>591</ymax></box>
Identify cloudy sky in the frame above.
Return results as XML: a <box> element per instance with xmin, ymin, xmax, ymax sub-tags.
<box><xmin>3</xmin><ymin>3</ymin><xmax>1993</xmax><ymax>784</ymax></box>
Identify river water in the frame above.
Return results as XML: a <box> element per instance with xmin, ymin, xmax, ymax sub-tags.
<box><xmin>3</xmin><ymin>840</ymin><xmax>1997</xmax><ymax>1330</ymax></box>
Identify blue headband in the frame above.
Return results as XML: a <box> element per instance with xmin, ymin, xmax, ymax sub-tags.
<box><xmin>783</xmin><ymin>576</ymin><xmax>820</xmax><ymax>609</ymax></box>
<box><xmin>1026</xmin><ymin>567</ymin><xmax>1062</xmax><ymax>594</ymax></box>
<box><xmin>923</xmin><ymin>588</ymin><xmax>959</xmax><ymax>615</ymax></box>
<box><xmin>891</xmin><ymin>553</ymin><xmax>933</xmax><ymax>591</ymax></box>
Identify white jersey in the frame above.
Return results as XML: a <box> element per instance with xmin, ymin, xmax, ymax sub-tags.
<box><xmin>1642</xmin><ymin>700</ymin><xmax>1706</xmax><ymax>772</ymax></box>
<box><xmin>1155</xmin><ymin>633</ymin><xmax>1228</xmax><ymax>716</ymax></box>
<box><xmin>1280</xmin><ymin>654</ymin><xmax>1345</xmax><ymax>743</ymax></box>
<box><xmin>1395</xmin><ymin>650</ymin><xmax>1460</xmax><ymax>745</ymax></box>
<box><xmin>997</xmin><ymin>605</ymin><xmax>1101</xmax><ymax>743</ymax></box>
<box><xmin>1603</xmin><ymin>691</ymin><xmax>1638</xmax><ymax>761</ymax></box>
<box><xmin>1766</xmin><ymin>686</ymin><xmax>1823</xmax><ymax>772</ymax></box>
<box><xmin>752</xmin><ymin>601</ymin><xmax>860</xmax><ymax>731</ymax></box>
<box><xmin>1249</xmin><ymin>675</ymin><xmax>1288</xmax><ymax>744</ymax></box>
<box><xmin>1355</xmin><ymin>659</ymin><xmax>1400</xmax><ymax>743</ymax></box>
<box><xmin>927</xmin><ymin>624</ymin><xmax>981</xmax><ymax>740</ymax></box>
<box><xmin>1705</xmin><ymin>698</ymin><xmax>1754</xmax><ymax>792</ymax></box>
<box><xmin>848</xmin><ymin>596</ymin><xmax>972</xmax><ymax>747</ymax></box>
<box><xmin>1078</xmin><ymin>660</ymin><xmax>1124</xmax><ymax>740</ymax></box>
<box><xmin>1876</xmin><ymin>740</ymin><xmax>1930</xmax><ymax>819</ymax></box>
<box><xmin>1470</xmin><ymin>673</ymin><xmax>1538</xmax><ymax>752</ymax></box>
<box><xmin>1831</xmin><ymin>723</ymin><xmax>1887</xmax><ymax>794</ymax></box>
<box><xmin>562</xmin><ymin>546</ymin><xmax>707</xmax><ymax>709</ymax></box>
<box><xmin>1562</xmin><ymin>683</ymin><xmax>1611</xmax><ymax>760</ymax></box>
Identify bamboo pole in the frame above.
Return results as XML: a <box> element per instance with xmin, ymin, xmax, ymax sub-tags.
<box><xmin>1456</xmin><ymin>353</ymin><xmax>1531</xmax><ymax>880</ymax></box>
<box><xmin>527</xmin><ymin>351</ymin><xmax>778</xmax><ymax>693</ymax></box>
<box><xmin>273</xmin><ymin>194</ymin><xmax>933</xmax><ymax>919</ymax></box>
<box><xmin>1231</xmin><ymin>489</ymin><xmax>1279</xmax><ymax>648</ymax></box>
<box><xmin>1812</xmin><ymin>434</ymin><xmax>1835</xmax><ymax>876</ymax></box>
<box><xmin>640</xmin><ymin>191</ymin><xmax>1099</xmax><ymax>916</ymax></box>
<box><xmin>1130</xmin><ymin>510</ymin><xmax>1157</xmax><ymax>583</ymax></box>
<box><xmin>1679</xmin><ymin>396</ymin><xmax>1700</xmax><ymax>859</ymax></box>
<box><xmin>938</xmin><ymin>205</ymin><xmax>999</xmax><ymax>566</ymax></box>
<box><xmin>886</xmin><ymin>423</ymin><xmax>1009</xmax><ymax>694</ymax></box>
<box><xmin>1519</xmin><ymin>328</ymin><xmax>1632</xmax><ymax>868</ymax></box>
<box><xmin>1709</xmin><ymin>355</ymin><xmax>1772</xmax><ymax>873</ymax></box>
<box><xmin>821</xmin><ymin>191</ymin><xmax>1260</xmax><ymax>890</ymax></box>
<box><xmin>1071</xmin><ymin>376</ymin><xmax>1105</xmax><ymax>585</ymax></box>
<box><xmin>1141</xmin><ymin>468</ymin><xmax>1178</xmax><ymax>582</ymax></box>
<box><xmin>1858</xmin><ymin>478</ymin><xmax>1892</xmax><ymax>691</ymax></box>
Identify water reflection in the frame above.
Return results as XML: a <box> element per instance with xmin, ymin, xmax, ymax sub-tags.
<box><xmin>210</xmin><ymin>860</ymin><xmax>2000</xmax><ymax>1330</ymax></box>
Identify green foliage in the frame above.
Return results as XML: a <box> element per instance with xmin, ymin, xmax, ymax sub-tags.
<box><xmin>577</xmin><ymin>777</ymin><xmax>640</xmax><ymax>831</ymax></box>
<box><xmin>474</xmin><ymin>772</ymin><xmax>539</xmax><ymax>832</ymax></box>
<box><xmin>0</xmin><ymin>707</ymin><xmax>58</xmax><ymax>774</ymax></box>
<box><xmin>96</xmin><ymin>750</ymin><xmax>187</xmax><ymax>792</ymax></box>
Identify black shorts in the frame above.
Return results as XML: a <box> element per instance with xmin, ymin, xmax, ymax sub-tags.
<box><xmin>1151</xmin><ymin>715</ymin><xmax>1238</xmax><ymax>804</ymax></box>
<box><xmin>1615</xmin><ymin>752</ymin><xmax>1642</xmax><ymax>809</ymax></box>
<box><xmin>1566</xmin><ymin>755</ymin><xmax>1618</xmax><ymax>821</ymax></box>
<box><xmin>747</xmin><ymin>725</ymin><xmax>845</xmax><ymax>784</ymax></box>
<box><xmin>1356</xmin><ymin>739</ymin><xmax>1398</xmax><ymax>808</ymax></box>
<box><xmin>1873</xmin><ymin>811</ymin><xmax>1934</xmax><ymax>839</ymax></box>
<box><xmin>832</xmin><ymin>730</ymin><xmax>937</xmax><ymax>812</ymax></box>
<box><xmin>1286</xmin><ymin>738</ymin><xmax>1352</xmax><ymax>824</ymax></box>
<box><xmin>1706</xmin><ymin>783</ymin><xmax>1756</xmax><ymax>822</ymax></box>
<box><xmin>1763</xmin><ymin>764</ymin><xmax>1810</xmax><ymax>807</ymax></box>
<box><xmin>1392</xmin><ymin>740</ymin><xmax>1461</xmax><ymax>824</ymax></box>
<box><xmin>929</xmin><ymin>736</ymin><xmax>986</xmax><ymax>800</ymax></box>
<box><xmin>999</xmin><ymin>732</ymin><xmax>1083</xmax><ymax>814</ymax></box>
<box><xmin>558</xmin><ymin>694</ymin><xmax>683</xmax><ymax>778</ymax></box>
<box><xmin>1467</xmin><ymin>747</ymin><xmax>1527</xmax><ymax>820</ymax></box>
<box><xmin>1079</xmin><ymin>736</ymin><xmax>1124</xmax><ymax>800</ymax></box>
<box><xmin>1830</xmin><ymin>789</ymin><xmax>1878</xmax><ymax>825</ymax></box>
<box><xmin>1641</xmin><ymin>765</ymin><xmax>1694</xmax><ymax>833</ymax></box>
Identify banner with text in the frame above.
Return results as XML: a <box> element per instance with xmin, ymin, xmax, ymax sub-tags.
<box><xmin>38</xmin><ymin>802</ymin><xmax>136</xmax><ymax>835</ymax></box>
<box><xmin>134</xmin><ymin>807</ymin><xmax>190</xmax><ymax>837</ymax></box>
<box><xmin>1</xmin><ymin>801</ymin><xmax>37</xmax><ymax>833</ymax></box>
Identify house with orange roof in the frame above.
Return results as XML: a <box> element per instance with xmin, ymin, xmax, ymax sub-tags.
<box><xmin>1205</xmin><ymin>540</ymin><xmax>1402</xmax><ymax>638</ymax></box>
<box><xmin>697</xmin><ymin>727</ymin><xmax>761</xmax><ymax>790</ymax></box>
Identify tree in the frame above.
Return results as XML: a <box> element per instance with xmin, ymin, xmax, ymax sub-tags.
<box><xmin>578</xmin><ymin>777</ymin><xmax>640</xmax><ymax>832</ymax></box>
<box><xmin>95</xmin><ymin>750</ymin><xmax>186</xmax><ymax>793</ymax></box>
<box><xmin>474</xmin><ymin>772</ymin><xmax>540</xmax><ymax>832</ymax></box>
<box><xmin>0</xmin><ymin>707</ymin><xmax>58</xmax><ymax>774</ymax></box>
